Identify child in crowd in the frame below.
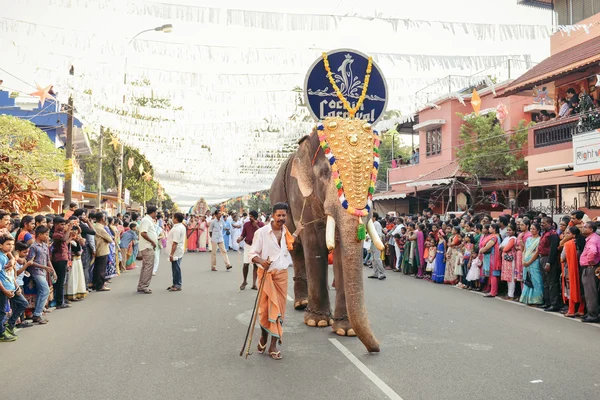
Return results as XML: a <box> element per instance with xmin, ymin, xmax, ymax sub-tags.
<box><xmin>460</xmin><ymin>234</ymin><xmax>474</xmax><ymax>289</ymax></box>
<box><xmin>424</xmin><ymin>236</ymin><xmax>437</xmax><ymax>281</ymax></box>
<box><xmin>392</xmin><ymin>227</ymin><xmax>407</xmax><ymax>272</ymax></box>
<box><xmin>0</xmin><ymin>234</ymin><xmax>29</xmax><ymax>341</ymax></box>
<box><xmin>26</xmin><ymin>226</ymin><xmax>54</xmax><ymax>324</ymax></box>
<box><xmin>13</xmin><ymin>241</ymin><xmax>33</xmax><ymax>328</ymax></box>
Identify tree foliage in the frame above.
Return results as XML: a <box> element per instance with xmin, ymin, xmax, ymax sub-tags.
<box><xmin>377</xmin><ymin>129</ymin><xmax>412</xmax><ymax>183</ymax></box>
<box><xmin>0</xmin><ymin>115</ymin><xmax>65</xmax><ymax>212</ymax></box>
<box><xmin>78</xmin><ymin>128</ymin><xmax>158</xmax><ymax>205</ymax></box>
<box><xmin>456</xmin><ymin>112</ymin><xmax>529</xmax><ymax>181</ymax></box>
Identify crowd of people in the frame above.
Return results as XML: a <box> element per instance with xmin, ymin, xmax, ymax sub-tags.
<box><xmin>184</xmin><ymin>210</ymin><xmax>271</xmax><ymax>253</ymax></box>
<box><xmin>366</xmin><ymin>209</ymin><xmax>600</xmax><ymax>322</ymax></box>
<box><xmin>0</xmin><ymin>202</ymin><xmax>275</xmax><ymax>343</ymax></box>
<box><xmin>0</xmin><ymin>204</ymin><xmax>177</xmax><ymax>342</ymax></box>
<box><xmin>3</xmin><ymin>201</ymin><xmax>599</xmax><ymax>344</ymax></box>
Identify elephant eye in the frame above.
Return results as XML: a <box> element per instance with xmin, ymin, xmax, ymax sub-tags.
<box><xmin>317</xmin><ymin>163</ymin><xmax>331</xmax><ymax>180</ymax></box>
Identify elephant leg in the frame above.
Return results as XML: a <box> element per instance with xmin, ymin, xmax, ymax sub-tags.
<box><xmin>291</xmin><ymin>244</ymin><xmax>308</xmax><ymax>310</ymax></box>
<box><xmin>331</xmin><ymin>244</ymin><xmax>356</xmax><ymax>337</ymax></box>
<box><xmin>303</xmin><ymin>232</ymin><xmax>331</xmax><ymax>327</ymax></box>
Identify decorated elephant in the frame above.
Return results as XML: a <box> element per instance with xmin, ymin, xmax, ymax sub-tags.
<box><xmin>270</xmin><ymin>117</ymin><xmax>385</xmax><ymax>353</ymax></box>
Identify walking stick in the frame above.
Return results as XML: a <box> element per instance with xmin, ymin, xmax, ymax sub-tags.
<box><xmin>240</xmin><ymin>258</ymin><xmax>269</xmax><ymax>358</ymax></box>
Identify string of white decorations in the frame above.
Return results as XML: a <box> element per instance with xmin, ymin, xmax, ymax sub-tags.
<box><xmin>28</xmin><ymin>0</ymin><xmax>595</xmax><ymax>40</ymax></box>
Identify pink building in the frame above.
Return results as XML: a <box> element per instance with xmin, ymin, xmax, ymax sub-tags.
<box><xmin>503</xmin><ymin>2</ymin><xmax>600</xmax><ymax>217</ymax></box>
<box><xmin>375</xmin><ymin>82</ymin><xmax>534</xmax><ymax>216</ymax></box>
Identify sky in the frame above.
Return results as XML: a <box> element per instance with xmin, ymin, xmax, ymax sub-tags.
<box><xmin>0</xmin><ymin>0</ymin><xmax>554</xmax><ymax>207</ymax></box>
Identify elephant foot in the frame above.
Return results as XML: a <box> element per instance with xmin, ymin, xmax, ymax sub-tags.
<box><xmin>304</xmin><ymin>309</ymin><xmax>332</xmax><ymax>328</ymax></box>
<box><xmin>332</xmin><ymin>319</ymin><xmax>356</xmax><ymax>337</ymax></box>
<box><xmin>294</xmin><ymin>299</ymin><xmax>308</xmax><ymax>310</ymax></box>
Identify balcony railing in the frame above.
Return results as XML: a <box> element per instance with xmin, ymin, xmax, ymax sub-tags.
<box><xmin>533</xmin><ymin>111</ymin><xmax>600</xmax><ymax>148</ymax></box>
<box><xmin>533</xmin><ymin>119</ymin><xmax>578</xmax><ymax>148</ymax></box>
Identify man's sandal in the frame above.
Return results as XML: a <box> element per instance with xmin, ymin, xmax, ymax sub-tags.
<box><xmin>257</xmin><ymin>341</ymin><xmax>267</xmax><ymax>354</ymax></box>
<box><xmin>269</xmin><ymin>351</ymin><xmax>282</xmax><ymax>360</ymax></box>
<box><xmin>240</xmin><ymin>283</ymin><xmax>247</xmax><ymax>290</ymax></box>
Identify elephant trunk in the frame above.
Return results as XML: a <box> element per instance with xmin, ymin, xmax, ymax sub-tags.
<box><xmin>340</xmin><ymin>222</ymin><xmax>380</xmax><ymax>353</ymax></box>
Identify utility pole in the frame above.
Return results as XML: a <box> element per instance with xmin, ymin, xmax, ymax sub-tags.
<box><xmin>117</xmin><ymin>143</ymin><xmax>124</xmax><ymax>213</ymax></box>
<box><xmin>63</xmin><ymin>95</ymin><xmax>74</xmax><ymax>209</ymax></box>
<box><xmin>97</xmin><ymin>127</ymin><xmax>104</xmax><ymax>210</ymax></box>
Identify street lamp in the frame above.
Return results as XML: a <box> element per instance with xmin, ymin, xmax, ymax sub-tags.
<box><xmin>117</xmin><ymin>24</ymin><xmax>173</xmax><ymax>214</ymax></box>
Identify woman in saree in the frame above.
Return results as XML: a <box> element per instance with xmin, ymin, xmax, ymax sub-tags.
<box><xmin>478</xmin><ymin>225</ymin><xmax>493</xmax><ymax>292</ymax></box>
<box><xmin>402</xmin><ymin>223</ymin><xmax>418</xmax><ymax>275</ymax></box>
<box><xmin>415</xmin><ymin>224</ymin><xmax>426</xmax><ymax>278</ymax></box>
<box><xmin>515</xmin><ymin>219</ymin><xmax>532</xmax><ymax>291</ymax></box>
<box><xmin>483</xmin><ymin>224</ymin><xmax>502</xmax><ymax>298</ymax></box>
<box><xmin>432</xmin><ymin>231</ymin><xmax>446</xmax><ymax>283</ymax></box>
<box><xmin>520</xmin><ymin>223</ymin><xmax>544</xmax><ymax>305</ymax></box>
<box><xmin>500</xmin><ymin>223</ymin><xmax>517</xmax><ymax>300</ymax></box>
<box><xmin>561</xmin><ymin>226</ymin><xmax>585</xmax><ymax>317</ymax></box>
<box><xmin>198</xmin><ymin>215</ymin><xmax>209</xmax><ymax>252</ymax></box>
<box><xmin>120</xmin><ymin>224</ymin><xmax>139</xmax><ymax>271</ymax></box>
<box><xmin>66</xmin><ymin>226</ymin><xmax>87</xmax><ymax>301</ymax></box>
<box><xmin>109</xmin><ymin>218</ymin><xmax>121</xmax><ymax>276</ymax></box>
<box><xmin>104</xmin><ymin>218</ymin><xmax>118</xmax><ymax>280</ymax></box>
<box><xmin>444</xmin><ymin>226</ymin><xmax>459</xmax><ymax>284</ymax></box>
<box><xmin>187</xmin><ymin>216</ymin><xmax>199</xmax><ymax>252</ymax></box>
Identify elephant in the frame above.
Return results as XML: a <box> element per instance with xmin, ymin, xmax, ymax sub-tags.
<box><xmin>269</xmin><ymin>118</ymin><xmax>384</xmax><ymax>353</ymax></box>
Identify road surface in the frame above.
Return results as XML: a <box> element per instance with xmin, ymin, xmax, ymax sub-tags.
<box><xmin>4</xmin><ymin>251</ymin><xmax>600</xmax><ymax>400</ymax></box>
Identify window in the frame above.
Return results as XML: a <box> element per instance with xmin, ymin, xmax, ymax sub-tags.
<box><xmin>426</xmin><ymin>128</ymin><xmax>442</xmax><ymax>156</ymax></box>
<box><xmin>555</xmin><ymin>0</ymin><xmax>600</xmax><ymax>25</ymax></box>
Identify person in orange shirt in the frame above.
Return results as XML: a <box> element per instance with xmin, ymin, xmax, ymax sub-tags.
<box><xmin>64</xmin><ymin>202</ymin><xmax>78</xmax><ymax>220</ymax></box>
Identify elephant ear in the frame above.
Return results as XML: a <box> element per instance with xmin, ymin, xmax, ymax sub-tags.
<box><xmin>290</xmin><ymin>135</ymin><xmax>315</xmax><ymax>198</ymax></box>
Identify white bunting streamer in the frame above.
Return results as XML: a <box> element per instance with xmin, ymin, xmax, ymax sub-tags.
<box><xmin>27</xmin><ymin>0</ymin><xmax>595</xmax><ymax>41</ymax></box>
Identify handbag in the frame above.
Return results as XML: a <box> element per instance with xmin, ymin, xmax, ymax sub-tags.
<box><xmin>503</xmin><ymin>254</ymin><xmax>514</xmax><ymax>262</ymax></box>
<box><xmin>136</xmin><ymin>253</ymin><xmax>144</xmax><ymax>261</ymax></box>
<box><xmin>524</xmin><ymin>270</ymin><xmax>533</xmax><ymax>288</ymax></box>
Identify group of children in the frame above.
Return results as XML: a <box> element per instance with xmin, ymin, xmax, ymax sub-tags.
<box><xmin>0</xmin><ymin>231</ymin><xmax>43</xmax><ymax>341</ymax></box>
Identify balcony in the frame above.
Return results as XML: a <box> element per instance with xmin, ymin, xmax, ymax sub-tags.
<box><xmin>533</xmin><ymin>118</ymin><xmax>578</xmax><ymax>148</ymax></box>
<box><xmin>533</xmin><ymin>112</ymin><xmax>600</xmax><ymax>148</ymax></box>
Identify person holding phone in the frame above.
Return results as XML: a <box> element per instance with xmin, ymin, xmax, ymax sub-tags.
<box><xmin>51</xmin><ymin>217</ymin><xmax>73</xmax><ymax>309</ymax></box>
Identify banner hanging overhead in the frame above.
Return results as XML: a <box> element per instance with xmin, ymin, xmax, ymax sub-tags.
<box><xmin>304</xmin><ymin>49</ymin><xmax>387</xmax><ymax>124</ymax></box>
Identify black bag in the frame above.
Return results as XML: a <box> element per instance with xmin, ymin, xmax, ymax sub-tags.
<box><xmin>524</xmin><ymin>270</ymin><xmax>533</xmax><ymax>288</ymax></box>
<box><xmin>503</xmin><ymin>254</ymin><xmax>514</xmax><ymax>262</ymax></box>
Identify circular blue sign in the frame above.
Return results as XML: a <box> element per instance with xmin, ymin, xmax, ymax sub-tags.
<box><xmin>304</xmin><ymin>49</ymin><xmax>388</xmax><ymax>124</ymax></box>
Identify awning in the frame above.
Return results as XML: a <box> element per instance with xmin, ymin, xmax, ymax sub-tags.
<box><xmin>407</xmin><ymin>178</ymin><xmax>454</xmax><ymax>188</ymax></box>
<box><xmin>373</xmin><ymin>191</ymin><xmax>407</xmax><ymax>200</ymax></box>
<box><xmin>536</xmin><ymin>163</ymin><xmax>573</xmax><ymax>173</ymax></box>
<box><xmin>413</xmin><ymin>119</ymin><xmax>445</xmax><ymax>131</ymax></box>
<box><xmin>503</xmin><ymin>35</ymin><xmax>600</xmax><ymax>96</ymax></box>
<box><xmin>37</xmin><ymin>190</ymin><xmax>64</xmax><ymax>202</ymax></box>
<box><xmin>404</xmin><ymin>161</ymin><xmax>465</xmax><ymax>189</ymax></box>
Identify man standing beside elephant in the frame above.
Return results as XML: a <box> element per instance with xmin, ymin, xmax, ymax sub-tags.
<box><xmin>369</xmin><ymin>213</ymin><xmax>386</xmax><ymax>280</ymax></box>
<box><xmin>249</xmin><ymin>202</ymin><xmax>299</xmax><ymax>360</ymax></box>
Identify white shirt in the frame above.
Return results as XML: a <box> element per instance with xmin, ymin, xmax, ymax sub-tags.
<box><xmin>167</xmin><ymin>223</ymin><xmax>186</xmax><ymax>260</ymax></box>
<box><xmin>248</xmin><ymin>223</ymin><xmax>292</xmax><ymax>272</ymax></box>
<box><xmin>139</xmin><ymin>215</ymin><xmax>158</xmax><ymax>251</ymax></box>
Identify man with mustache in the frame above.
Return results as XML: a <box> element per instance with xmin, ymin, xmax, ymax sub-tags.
<box><xmin>249</xmin><ymin>202</ymin><xmax>300</xmax><ymax>360</ymax></box>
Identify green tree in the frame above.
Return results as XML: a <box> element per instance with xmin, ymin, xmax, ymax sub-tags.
<box><xmin>78</xmin><ymin>128</ymin><xmax>158</xmax><ymax>205</ymax></box>
<box><xmin>378</xmin><ymin>129</ymin><xmax>412</xmax><ymax>183</ymax></box>
<box><xmin>456</xmin><ymin>112</ymin><xmax>530</xmax><ymax>206</ymax></box>
<box><xmin>0</xmin><ymin>115</ymin><xmax>65</xmax><ymax>212</ymax></box>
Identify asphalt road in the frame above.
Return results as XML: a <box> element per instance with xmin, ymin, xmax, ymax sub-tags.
<box><xmin>3</xmin><ymin>250</ymin><xmax>600</xmax><ymax>400</ymax></box>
